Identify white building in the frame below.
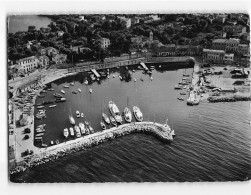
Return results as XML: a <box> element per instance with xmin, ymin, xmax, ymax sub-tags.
<box><xmin>118</xmin><ymin>16</ymin><xmax>131</xmax><ymax>28</ymax></box>
<box><xmin>100</xmin><ymin>38</ymin><xmax>110</xmax><ymax>48</ymax></box>
<box><xmin>238</xmin><ymin>44</ymin><xmax>249</xmax><ymax>55</ymax></box>
<box><xmin>224</xmin><ymin>53</ymin><xmax>234</xmax><ymax>64</ymax></box>
<box><xmin>17</xmin><ymin>56</ymin><xmax>39</xmax><ymax>73</ymax></box>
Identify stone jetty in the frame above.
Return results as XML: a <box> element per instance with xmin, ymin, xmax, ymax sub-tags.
<box><xmin>9</xmin><ymin>122</ymin><xmax>174</xmax><ymax>175</ymax></box>
<box><xmin>208</xmin><ymin>95</ymin><xmax>251</xmax><ymax>103</ymax></box>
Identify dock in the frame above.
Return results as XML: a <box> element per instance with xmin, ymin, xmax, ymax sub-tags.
<box><xmin>91</xmin><ymin>69</ymin><xmax>100</xmax><ymax>78</ymax></box>
<box><xmin>140</xmin><ymin>62</ymin><xmax>149</xmax><ymax>71</ymax></box>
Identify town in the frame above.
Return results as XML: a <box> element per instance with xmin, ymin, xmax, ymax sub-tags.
<box><xmin>8</xmin><ymin>13</ymin><xmax>250</xmax><ymax>180</ymax></box>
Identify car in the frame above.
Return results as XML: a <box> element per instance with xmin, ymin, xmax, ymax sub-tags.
<box><xmin>24</xmin><ymin>128</ymin><xmax>31</xmax><ymax>133</ymax></box>
<box><xmin>24</xmin><ymin>135</ymin><xmax>30</xmax><ymax>140</ymax></box>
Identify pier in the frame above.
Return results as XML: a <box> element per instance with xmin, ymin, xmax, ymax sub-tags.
<box><xmin>9</xmin><ymin>122</ymin><xmax>174</xmax><ymax>175</ymax></box>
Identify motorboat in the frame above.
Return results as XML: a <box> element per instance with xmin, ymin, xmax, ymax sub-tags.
<box><xmin>69</xmin><ymin>116</ymin><xmax>75</xmax><ymax>125</ymax></box>
<box><xmin>85</xmin><ymin>121</ymin><xmax>89</xmax><ymax>126</ymax></box>
<box><xmin>55</xmin><ymin>140</ymin><xmax>59</xmax><ymax>145</ymax></box>
<box><xmin>100</xmin><ymin>121</ymin><xmax>106</xmax><ymax>130</ymax></box>
<box><xmin>70</xmin><ymin>82</ymin><xmax>74</xmax><ymax>86</ymax></box>
<box><xmin>132</xmin><ymin>70</ymin><xmax>135</xmax><ymax>72</ymax></box>
<box><xmin>79</xmin><ymin>123</ymin><xmax>86</xmax><ymax>135</ymax></box>
<box><xmin>180</xmin><ymin>92</ymin><xmax>186</xmax><ymax>95</ymax></box>
<box><xmin>76</xmin><ymin>110</ymin><xmax>80</xmax><ymax>118</ymax></box>
<box><xmin>119</xmin><ymin>76</ymin><xmax>122</xmax><ymax>80</ymax></box>
<box><xmin>84</xmin><ymin>80</ymin><xmax>88</xmax><ymax>85</ymax></box>
<box><xmin>61</xmin><ymin>90</ymin><xmax>65</xmax><ymax>94</ymax></box>
<box><xmin>150</xmin><ymin>77</ymin><xmax>153</xmax><ymax>80</ymax></box>
<box><xmin>53</xmin><ymin>93</ymin><xmax>63</xmax><ymax>98</ymax></box>
<box><xmin>55</xmin><ymin>98</ymin><xmax>66</xmax><ymax>102</ymax></box>
<box><xmin>159</xmin><ymin>65</ymin><xmax>162</xmax><ymax>68</ymax></box>
<box><xmin>72</xmin><ymin>91</ymin><xmax>77</xmax><ymax>94</ymax></box>
<box><xmin>174</xmin><ymin>85</ymin><xmax>182</xmax><ymax>90</ymax></box>
<box><xmin>134</xmin><ymin>78</ymin><xmax>136</xmax><ymax>82</ymax></box>
<box><xmin>37</xmin><ymin>106</ymin><xmax>44</xmax><ymax>109</ymax></box>
<box><xmin>69</xmin><ymin>127</ymin><xmax>74</xmax><ymax>136</ymax></box>
<box><xmin>183</xmin><ymin>85</ymin><xmax>187</xmax><ymax>89</ymax></box>
<box><xmin>89</xmin><ymin>89</ymin><xmax>92</xmax><ymax>93</ymax></box>
<box><xmin>107</xmin><ymin>76</ymin><xmax>110</xmax><ymax>79</ymax></box>
<box><xmin>74</xmin><ymin>125</ymin><xmax>81</xmax><ymax>137</ymax></box>
<box><xmin>113</xmin><ymin>75</ymin><xmax>115</xmax><ymax>78</ymax></box>
<box><xmin>49</xmin><ymin>105</ymin><xmax>57</xmax><ymax>108</ymax></box>
<box><xmin>177</xmin><ymin>97</ymin><xmax>184</xmax><ymax>101</ymax></box>
<box><xmin>36</xmin><ymin>133</ymin><xmax>44</xmax><ymax>137</ymax></box>
<box><xmin>102</xmin><ymin>113</ymin><xmax>110</xmax><ymax>124</ymax></box>
<box><xmin>133</xmin><ymin>106</ymin><xmax>143</xmax><ymax>122</ymax></box>
<box><xmin>63</xmin><ymin>128</ymin><xmax>69</xmax><ymax>138</ymax></box>
<box><xmin>50</xmin><ymin>141</ymin><xmax>54</xmax><ymax>145</ymax></box>
<box><xmin>85</xmin><ymin>125</ymin><xmax>90</xmax><ymax>135</ymax></box>
<box><xmin>81</xmin><ymin>113</ymin><xmax>84</xmax><ymax>118</ymax></box>
<box><xmin>89</xmin><ymin>125</ymin><xmax>94</xmax><ymax>134</ymax></box>
<box><xmin>124</xmin><ymin>107</ymin><xmax>132</xmax><ymax>123</ymax></box>
<box><xmin>140</xmin><ymin>78</ymin><xmax>144</xmax><ymax>82</ymax></box>
<box><xmin>108</xmin><ymin>101</ymin><xmax>122</xmax><ymax>124</ymax></box>
<box><xmin>78</xmin><ymin>88</ymin><xmax>81</xmax><ymax>92</ymax></box>
<box><xmin>63</xmin><ymin>85</ymin><xmax>70</xmax><ymax>88</ymax></box>
<box><xmin>110</xmin><ymin>116</ymin><xmax>117</xmax><ymax>126</ymax></box>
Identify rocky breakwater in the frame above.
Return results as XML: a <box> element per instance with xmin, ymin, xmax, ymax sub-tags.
<box><xmin>208</xmin><ymin>95</ymin><xmax>251</xmax><ymax>103</ymax></box>
<box><xmin>9</xmin><ymin>122</ymin><xmax>174</xmax><ymax>175</ymax></box>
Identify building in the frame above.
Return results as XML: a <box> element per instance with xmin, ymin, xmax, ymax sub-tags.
<box><xmin>131</xmin><ymin>18</ymin><xmax>140</xmax><ymax>25</ymax></box>
<box><xmin>40</xmin><ymin>27</ymin><xmax>51</xmax><ymax>34</ymax></box>
<box><xmin>202</xmin><ymin>49</ymin><xmax>225</xmax><ymax>63</ymax></box>
<box><xmin>238</xmin><ymin>44</ymin><xmax>249</xmax><ymax>55</ymax></box>
<box><xmin>28</xmin><ymin>25</ymin><xmax>36</xmax><ymax>32</ymax></box>
<box><xmin>45</xmin><ymin>47</ymin><xmax>58</xmax><ymax>57</ymax></box>
<box><xmin>118</xmin><ymin>16</ymin><xmax>131</xmax><ymax>28</ymax></box>
<box><xmin>38</xmin><ymin>55</ymin><xmax>50</xmax><ymax>68</ymax></box>
<box><xmin>57</xmin><ymin>30</ymin><xmax>64</xmax><ymax>37</ymax></box>
<box><xmin>131</xmin><ymin>36</ymin><xmax>143</xmax><ymax>44</ymax></box>
<box><xmin>225</xmin><ymin>39</ymin><xmax>239</xmax><ymax>53</ymax></box>
<box><xmin>212</xmin><ymin>39</ymin><xmax>227</xmax><ymax>50</ymax></box>
<box><xmin>223</xmin><ymin>25</ymin><xmax>247</xmax><ymax>37</ymax></box>
<box><xmin>99</xmin><ymin>38</ymin><xmax>110</xmax><ymax>48</ymax></box>
<box><xmin>158</xmin><ymin>44</ymin><xmax>176</xmax><ymax>56</ymax></box>
<box><xmin>52</xmin><ymin>54</ymin><xmax>67</xmax><ymax>64</ymax></box>
<box><xmin>17</xmin><ymin>56</ymin><xmax>39</xmax><ymax>73</ymax></box>
<box><xmin>224</xmin><ymin>53</ymin><xmax>234</xmax><ymax>64</ymax></box>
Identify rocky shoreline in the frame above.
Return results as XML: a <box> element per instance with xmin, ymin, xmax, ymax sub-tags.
<box><xmin>9</xmin><ymin>122</ymin><xmax>174</xmax><ymax>176</ymax></box>
<box><xmin>208</xmin><ymin>95</ymin><xmax>251</xmax><ymax>103</ymax></box>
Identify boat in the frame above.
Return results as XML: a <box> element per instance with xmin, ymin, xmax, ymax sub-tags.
<box><xmin>84</xmin><ymin>80</ymin><xmax>88</xmax><ymax>85</ymax></box>
<box><xmin>53</xmin><ymin>93</ymin><xmax>63</xmax><ymax>98</ymax></box>
<box><xmin>50</xmin><ymin>141</ymin><xmax>54</xmax><ymax>145</ymax></box>
<box><xmin>134</xmin><ymin>78</ymin><xmax>136</xmax><ymax>82</ymax></box>
<box><xmin>150</xmin><ymin>77</ymin><xmax>153</xmax><ymax>80</ymax></box>
<box><xmin>35</xmin><ymin>137</ymin><xmax>42</xmax><ymax>140</ymax></box>
<box><xmin>72</xmin><ymin>91</ymin><xmax>77</xmax><ymax>94</ymax></box>
<box><xmin>107</xmin><ymin>76</ymin><xmax>110</xmax><ymax>79</ymax></box>
<box><xmin>37</xmin><ymin>124</ymin><xmax>46</xmax><ymax>128</ymax></box>
<box><xmin>180</xmin><ymin>92</ymin><xmax>186</xmax><ymax>95</ymax></box>
<box><xmin>124</xmin><ymin>107</ymin><xmax>132</xmax><ymax>123</ymax></box>
<box><xmin>110</xmin><ymin>116</ymin><xmax>117</xmax><ymax>126</ymax></box>
<box><xmin>108</xmin><ymin>101</ymin><xmax>123</xmax><ymax>124</ymax></box>
<box><xmin>81</xmin><ymin>113</ymin><xmax>84</xmax><ymax>118</ymax></box>
<box><xmin>63</xmin><ymin>85</ymin><xmax>70</xmax><ymax>88</ymax></box>
<box><xmin>76</xmin><ymin>110</ymin><xmax>80</xmax><ymax>118</ymax></box>
<box><xmin>100</xmin><ymin>121</ymin><xmax>106</xmax><ymax>130</ymax></box>
<box><xmin>55</xmin><ymin>140</ymin><xmax>59</xmax><ymax>145</ymax></box>
<box><xmin>69</xmin><ymin>127</ymin><xmax>74</xmax><ymax>136</ymax></box>
<box><xmin>150</xmin><ymin>66</ymin><xmax>155</xmax><ymax>70</ymax></box>
<box><xmin>42</xmin><ymin>100</ymin><xmax>54</xmax><ymax>105</ymax></box>
<box><xmin>89</xmin><ymin>89</ymin><xmax>92</xmax><ymax>93</ymax></box>
<box><xmin>63</xmin><ymin>128</ymin><xmax>69</xmax><ymax>138</ymax></box>
<box><xmin>133</xmin><ymin>106</ymin><xmax>143</xmax><ymax>122</ymax></box>
<box><xmin>36</xmin><ymin>129</ymin><xmax>45</xmax><ymax>133</ymax></box>
<box><xmin>102</xmin><ymin>113</ymin><xmax>110</xmax><ymax>124</ymax></box>
<box><xmin>174</xmin><ymin>85</ymin><xmax>182</xmax><ymax>90</ymax></box>
<box><xmin>113</xmin><ymin>75</ymin><xmax>115</xmax><ymax>78</ymax></box>
<box><xmin>55</xmin><ymin>98</ymin><xmax>66</xmax><ymax>102</ymax></box>
<box><xmin>159</xmin><ymin>65</ymin><xmax>162</xmax><ymax>68</ymax></box>
<box><xmin>89</xmin><ymin>125</ymin><xmax>94</xmax><ymax>134</ymax></box>
<box><xmin>132</xmin><ymin>70</ymin><xmax>135</xmax><ymax>72</ymax></box>
<box><xmin>37</xmin><ymin>94</ymin><xmax>45</xmax><ymax>98</ymax></box>
<box><xmin>69</xmin><ymin>115</ymin><xmax>75</xmax><ymax>125</ymax></box>
<box><xmin>183</xmin><ymin>85</ymin><xmax>187</xmax><ymax>89</ymax></box>
<box><xmin>49</xmin><ymin>105</ymin><xmax>57</xmax><ymax>108</ymax></box>
<box><xmin>85</xmin><ymin>125</ymin><xmax>90</xmax><ymax>135</ymax></box>
<box><xmin>37</xmin><ymin>105</ymin><xmax>44</xmax><ymax>109</ymax></box>
<box><xmin>74</xmin><ymin>125</ymin><xmax>81</xmax><ymax>137</ymax></box>
<box><xmin>47</xmin><ymin>88</ymin><xmax>55</xmax><ymax>91</ymax></box>
<box><xmin>79</xmin><ymin>123</ymin><xmax>86</xmax><ymax>135</ymax></box>
<box><xmin>177</xmin><ymin>97</ymin><xmax>184</xmax><ymax>101</ymax></box>
<box><xmin>78</xmin><ymin>88</ymin><xmax>81</xmax><ymax>92</ymax></box>
<box><xmin>36</xmin><ymin>133</ymin><xmax>44</xmax><ymax>137</ymax></box>
<box><xmin>70</xmin><ymin>82</ymin><xmax>74</xmax><ymax>86</ymax></box>
<box><xmin>140</xmin><ymin>78</ymin><xmax>143</xmax><ymax>82</ymax></box>
<box><xmin>119</xmin><ymin>75</ymin><xmax>122</xmax><ymax>80</ymax></box>
<box><xmin>85</xmin><ymin>121</ymin><xmax>89</xmax><ymax>126</ymax></box>
<box><xmin>61</xmin><ymin>90</ymin><xmax>65</xmax><ymax>94</ymax></box>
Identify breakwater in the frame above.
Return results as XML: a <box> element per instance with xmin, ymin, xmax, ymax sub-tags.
<box><xmin>208</xmin><ymin>95</ymin><xmax>251</xmax><ymax>103</ymax></box>
<box><xmin>9</xmin><ymin>122</ymin><xmax>174</xmax><ymax>175</ymax></box>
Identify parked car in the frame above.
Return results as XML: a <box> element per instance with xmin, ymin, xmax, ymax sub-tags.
<box><xmin>24</xmin><ymin>128</ymin><xmax>31</xmax><ymax>133</ymax></box>
<box><xmin>24</xmin><ymin>135</ymin><xmax>30</xmax><ymax>140</ymax></box>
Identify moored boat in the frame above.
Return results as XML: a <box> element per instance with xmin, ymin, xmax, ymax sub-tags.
<box><xmin>69</xmin><ymin>127</ymin><xmax>74</xmax><ymax>136</ymax></box>
<box><xmin>100</xmin><ymin>121</ymin><xmax>106</xmax><ymax>130</ymax></box>
<box><xmin>85</xmin><ymin>121</ymin><xmax>89</xmax><ymax>126</ymax></box>
<box><xmin>133</xmin><ymin>106</ymin><xmax>143</xmax><ymax>122</ymax></box>
<box><xmin>63</xmin><ymin>85</ymin><xmax>70</xmax><ymax>88</ymax></box>
<box><xmin>37</xmin><ymin>105</ymin><xmax>44</xmax><ymax>109</ymax></box>
<box><xmin>84</xmin><ymin>80</ymin><xmax>88</xmax><ymax>85</ymax></box>
<box><xmin>177</xmin><ymin>97</ymin><xmax>184</xmax><ymax>101</ymax></box>
<box><xmin>63</xmin><ymin>128</ymin><xmax>69</xmax><ymax>138</ymax></box>
<box><xmin>124</xmin><ymin>107</ymin><xmax>132</xmax><ymax>123</ymax></box>
<box><xmin>61</xmin><ymin>90</ymin><xmax>65</xmax><ymax>94</ymax></box>
<box><xmin>70</xmin><ymin>82</ymin><xmax>74</xmax><ymax>86</ymax></box>
<box><xmin>81</xmin><ymin>113</ymin><xmax>84</xmax><ymax>117</ymax></box>
<box><xmin>49</xmin><ymin>105</ymin><xmax>57</xmax><ymax>108</ymax></box>
<box><xmin>88</xmin><ymin>125</ymin><xmax>94</xmax><ymax>134</ymax></box>
<box><xmin>78</xmin><ymin>88</ymin><xmax>81</xmax><ymax>92</ymax></box>
<box><xmin>69</xmin><ymin>115</ymin><xmax>75</xmax><ymax>125</ymax></box>
<box><xmin>74</xmin><ymin>125</ymin><xmax>81</xmax><ymax>137</ymax></box>
<box><xmin>108</xmin><ymin>101</ymin><xmax>122</xmax><ymax>124</ymax></box>
<box><xmin>89</xmin><ymin>89</ymin><xmax>92</xmax><ymax>93</ymax></box>
<box><xmin>102</xmin><ymin>113</ymin><xmax>110</xmax><ymax>124</ymax></box>
<box><xmin>76</xmin><ymin>110</ymin><xmax>80</xmax><ymax>118</ymax></box>
<box><xmin>79</xmin><ymin>123</ymin><xmax>86</xmax><ymax>135</ymax></box>
<box><xmin>110</xmin><ymin>116</ymin><xmax>117</xmax><ymax>126</ymax></box>
<box><xmin>53</xmin><ymin>93</ymin><xmax>63</xmax><ymax>98</ymax></box>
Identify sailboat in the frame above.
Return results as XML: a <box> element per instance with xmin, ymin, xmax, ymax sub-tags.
<box><xmin>124</xmin><ymin>96</ymin><xmax>132</xmax><ymax>123</ymax></box>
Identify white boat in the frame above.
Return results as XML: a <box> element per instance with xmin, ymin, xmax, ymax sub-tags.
<box><xmin>89</xmin><ymin>89</ymin><xmax>92</xmax><ymax>93</ymax></box>
<box><xmin>61</xmin><ymin>90</ymin><xmax>65</xmax><ymax>94</ymax></box>
<box><xmin>100</xmin><ymin>121</ymin><xmax>106</xmax><ymax>130</ymax></box>
<box><xmin>132</xmin><ymin>70</ymin><xmax>135</xmax><ymax>72</ymax></box>
<box><xmin>134</xmin><ymin>78</ymin><xmax>136</xmax><ymax>82</ymax></box>
<box><xmin>63</xmin><ymin>85</ymin><xmax>70</xmax><ymax>88</ymax></box>
<box><xmin>69</xmin><ymin>116</ymin><xmax>75</xmax><ymax>125</ymax></box>
<box><xmin>107</xmin><ymin>76</ymin><xmax>110</xmax><ymax>79</ymax></box>
<box><xmin>70</xmin><ymin>82</ymin><xmax>74</xmax><ymax>86</ymax></box>
<box><xmin>63</xmin><ymin>128</ymin><xmax>69</xmax><ymax>138</ymax></box>
<box><xmin>113</xmin><ymin>75</ymin><xmax>115</xmax><ymax>78</ymax></box>
<box><xmin>74</xmin><ymin>125</ymin><xmax>81</xmax><ymax>137</ymax></box>
<box><xmin>119</xmin><ymin>76</ymin><xmax>122</xmax><ymax>80</ymax></box>
<box><xmin>79</xmin><ymin>123</ymin><xmax>86</xmax><ymax>135</ymax></box>
<box><xmin>69</xmin><ymin>127</ymin><xmax>74</xmax><ymax>136</ymax></box>
<box><xmin>89</xmin><ymin>125</ymin><xmax>94</xmax><ymax>134</ymax></box>
<box><xmin>108</xmin><ymin>101</ymin><xmax>122</xmax><ymax>124</ymax></box>
<box><xmin>81</xmin><ymin>113</ymin><xmax>84</xmax><ymax>118</ymax></box>
<box><xmin>49</xmin><ymin>105</ymin><xmax>57</xmax><ymax>108</ymax></box>
<box><xmin>37</xmin><ymin>106</ymin><xmax>44</xmax><ymax>109</ymax></box>
<box><xmin>124</xmin><ymin>107</ymin><xmax>132</xmax><ymax>123</ymax></box>
<box><xmin>102</xmin><ymin>113</ymin><xmax>110</xmax><ymax>124</ymax></box>
<box><xmin>78</xmin><ymin>88</ymin><xmax>81</xmax><ymax>92</ymax></box>
<box><xmin>85</xmin><ymin>121</ymin><xmax>89</xmax><ymax>126</ymax></box>
<box><xmin>76</xmin><ymin>110</ymin><xmax>80</xmax><ymax>118</ymax></box>
<box><xmin>84</xmin><ymin>80</ymin><xmax>88</xmax><ymax>85</ymax></box>
<box><xmin>133</xmin><ymin>106</ymin><xmax>143</xmax><ymax>122</ymax></box>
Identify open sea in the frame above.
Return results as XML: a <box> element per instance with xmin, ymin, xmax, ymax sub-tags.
<box><xmin>10</xmin><ymin>65</ymin><xmax>251</xmax><ymax>182</ymax></box>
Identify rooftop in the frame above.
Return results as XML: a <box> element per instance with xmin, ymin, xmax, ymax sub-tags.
<box><xmin>213</xmin><ymin>39</ymin><xmax>227</xmax><ymax>43</ymax></box>
<box><xmin>203</xmin><ymin>49</ymin><xmax>225</xmax><ymax>53</ymax></box>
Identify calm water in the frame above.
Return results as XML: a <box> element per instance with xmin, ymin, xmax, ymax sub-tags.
<box><xmin>11</xmin><ymin>65</ymin><xmax>251</xmax><ymax>182</ymax></box>
<box><xmin>8</xmin><ymin>15</ymin><xmax>52</xmax><ymax>33</ymax></box>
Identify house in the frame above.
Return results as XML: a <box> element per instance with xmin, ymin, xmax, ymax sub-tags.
<box><xmin>38</xmin><ymin>55</ymin><xmax>50</xmax><ymax>68</ymax></box>
<box><xmin>158</xmin><ymin>44</ymin><xmax>176</xmax><ymax>56</ymax></box>
<box><xmin>238</xmin><ymin>44</ymin><xmax>249</xmax><ymax>55</ymax></box>
<box><xmin>131</xmin><ymin>36</ymin><xmax>143</xmax><ymax>44</ymax></box>
<box><xmin>223</xmin><ymin>53</ymin><xmax>234</xmax><ymax>64</ymax></box>
<box><xmin>79</xmin><ymin>15</ymin><xmax>85</xmax><ymax>21</ymax></box>
<box><xmin>52</xmin><ymin>54</ymin><xmax>67</xmax><ymax>64</ymax></box>
<box><xmin>99</xmin><ymin>38</ymin><xmax>110</xmax><ymax>48</ymax></box>
<box><xmin>57</xmin><ymin>30</ymin><xmax>64</xmax><ymax>37</ymax></box>
<box><xmin>176</xmin><ymin>45</ymin><xmax>189</xmax><ymax>56</ymax></box>
<box><xmin>225</xmin><ymin>39</ymin><xmax>239</xmax><ymax>53</ymax></box>
<box><xmin>223</xmin><ymin>25</ymin><xmax>247</xmax><ymax>37</ymax></box>
<box><xmin>202</xmin><ymin>49</ymin><xmax>225</xmax><ymax>63</ymax></box>
<box><xmin>131</xmin><ymin>18</ymin><xmax>140</xmax><ymax>25</ymax></box>
<box><xmin>45</xmin><ymin>47</ymin><xmax>58</xmax><ymax>57</ymax></box>
<box><xmin>40</xmin><ymin>27</ymin><xmax>51</xmax><ymax>34</ymax></box>
<box><xmin>149</xmin><ymin>14</ymin><xmax>161</xmax><ymax>21</ymax></box>
<box><xmin>212</xmin><ymin>39</ymin><xmax>227</xmax><ymax>50</ymax></box>
<box><xmin>117</xmin><ymin>16</ymin><xmax>131</xmax><ymax>28</ymax></box>
<box><xmin>28</xmin><ymin>25</ymin><xmax>36</xmax><ymax>32</ymax></box>
<box><xmin>16</xmin><ymin>56</ymin><xmax>39</xmax><ymax>73</ymax></box>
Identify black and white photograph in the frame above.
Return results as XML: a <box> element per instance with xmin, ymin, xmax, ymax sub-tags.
<box><xmin>2</xmin><ymin>0</ymin><xmax>251</xmax><ymax>190</ymax></box>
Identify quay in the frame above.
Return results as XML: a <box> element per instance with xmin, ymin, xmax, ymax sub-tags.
<box><xmin>9</xmin><ymin>122</ymin><xmax>174</xmax><ymax>175</ymax></box>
